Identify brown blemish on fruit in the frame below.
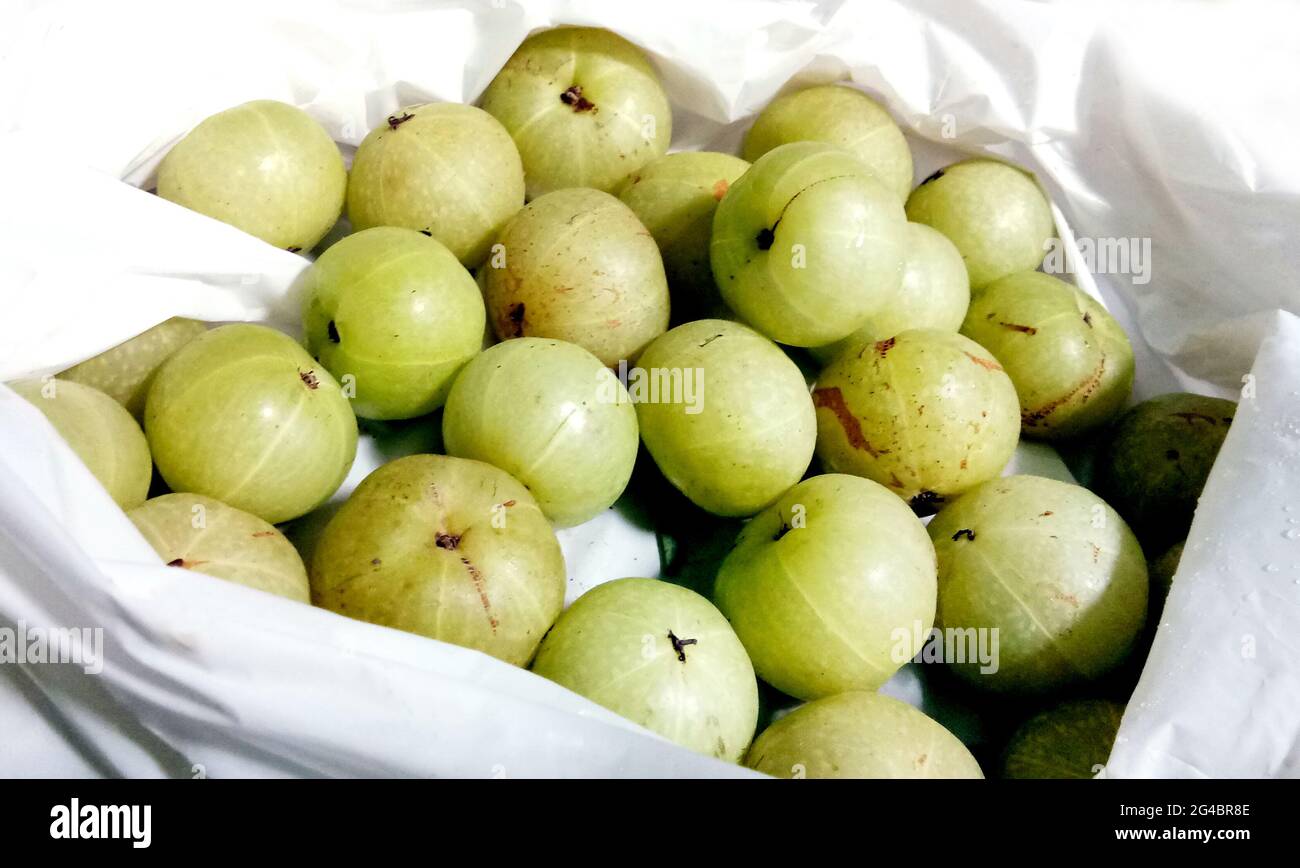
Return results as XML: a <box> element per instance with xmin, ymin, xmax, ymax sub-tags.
<box><xmin>251</xmin><ymin>531</ymin><xmax>275</xmax><ymax>538</ymax></box>
<box><xmin>920</xmin><ymin>168</ymin><xmax>945</xmax><ymax>185</ymax></box>
<box><xmin>435</xmin><ymin>531</ymin><xmax>461</xmax><ymax>550</ymax></box>
<box><xmin>506</xmin><ymin>302</ymin><xmax>527</xmax><ymax>337</ymax></box>
<box><xmin>699</xmin><ymin>333</ymin><xmax>724</xmax><ymax>348</ymax></box>
<box><xmin>460</xmin><ymin>555</ymin><xmax>498</xmax><ymax>632</ymax></box>
<box><xmin>299</xmin><ymin>369</ymin><xmax>320</xmax><ymax>390</ymax></box>
<box><xmin>711</xmin><ymin>179</ymin><xmax>729</xmax><ymax>200</ymax></box>
<box><xmin>668</xmin><ymin>630</ymin><xmax>697</xmax><ymax>662</ymax></box>
<box><xmin>166</xmin><ymin>558</ymin><xmax>184</xmax><ymax>567</ymax></box>
<box><xmin>1091</xmin><ymin>543</ymin><xmax>1101</xmax><ymax>563</ymax></box>
<box><xmin>1082</xmin><ymin>312</ymin><xmax>1094</xmax><ymax>327</ymax></box>
<box><xmin>1001</xmin><ymin>322</ymin><xmax>1038</xmax><ymax>335</ymax></box>
<box><xmin>166</xmin><ymin>557</ymin><xmax>207</xmax><ymax>568</ymax></box>
<box><xmin>1022</xmin><ymin>355</ymin><xmax>1106</xmax><ymax>428</ymax></box>
<box><xmin>875</xmin><ymin>337</ymin><xmax>896</xmax><ymax>356</ymax></box>
<box><xmin>501</xmin><ymin>499</ymin><xmax>516</xmax><ymax>508</ymax></box>
<box><xmin>960</xmin><ymin>458</ymin><xmax>968</xmax><ymax>469</ymax></box>
<box><xmin>964</xmin><ymin>352</ymin><xmax>1003</xmax><ymax>372</ymax></box>
<box><xmin>287</xmin><ymin>246</ymin><xmax>302</xmax><ymax>253</ymax></box>
<box><xmin>755</xmin><ymin>227</ymin><xmax>776</xmax><ymax>250</ymax></box>
<box><xmin>813</xmin><ymin>387</ymin><xmax>885</xmax><ymax>457</ymax></box>
<box><xmin>370</xmin><ymin>557</ymin><xmax>382</xmax><ymax>566</ymax></box>
<box><xmin>1055</xmin><ymin>591</ymin><xmax>1081</xmax><ymax>607</ymax></box>
<box><xmin>419</xmin><ymin>229</ymin><xmax>432</xmax><ymax>236</ymax></box>
<box><xmin>952</xmin><ymin>528</ymin><xmax>976</xmax><ymax>542</ymax></box>
<box><xmin>1040</xmin><ymin>510</ymin><xmax>1054</xmax><ymax>517</ymax></box>
<box><xmin>387</xmin><ymin>112</ymin><xmax>415</xmax><ymax>130</ymax></box>
<box><xmin>327</xmin><ymin>320</ymin><xmax>340</xmax><ymax>343</ymax></box>
<box><xmin>560</xmin><ymin>85</ymin><xmax>595</xmax><ymax>112</ymax></box>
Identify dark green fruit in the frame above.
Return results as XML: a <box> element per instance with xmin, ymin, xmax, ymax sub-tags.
<box><xmin>1094</xmin><ymin>393</ymin><xmax>1236</xmax><ymax>550</ymax></box>
<box><xmin>1002</xmin><ymin>699</ymin><xmax>1125</xmax><ymax>779</ymax></box>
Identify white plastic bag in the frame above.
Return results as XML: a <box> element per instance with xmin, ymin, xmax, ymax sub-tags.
<box><xmin>1</xmin><ymin>0</ymin><xmax>1297</xmax><ymax>778</ymax></box>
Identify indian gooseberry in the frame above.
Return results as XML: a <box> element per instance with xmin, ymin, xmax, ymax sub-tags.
<box><xmin>617</xmin><ymin>151</ymin><xmax>751</xmax><ymax>322</ymax></box>
<box><xmin>960</xmin><ymin>271</ymin><xmax>1134</xmax><ymax>440</ymax></box>
<box><xmin>145</xmin><ymin>324</ymin><xmax>357</xmax><ymax>524</ymax></box>
<box><xmin>813</xmin><ymin>328</ymin><xmax>1020</xmax><ymax>509</ymax></box>
<box><xmin>157</xmin><ymin>100</ymin><xmax>346</xmax><ymax>252</ymax></box>
<box><xmin>810</xmin><ymin>222</ymin><xmax>969</xmax><ymax>365</ymax></box>
<box><xmin>480</xmin><ymin>26</ymin><xmax>672</xmax><ymax>199</ymax></box>
<box><xmin>310</xmin><ymin>454</ymin><xmax>566</xmax><ymax>667</ymax></box>
<box><xmin>743</xmin><ymin>84</ymin><xmax>914</xmax><ymax>201</ymax></box>
<box><xmin>1002</xmin><ymin>699</ymin><xmax>1125</xmax><ymax>779</ymax></box>
<box><xmin>9</xmin><ymin>378</ymin><xmax>151</xmax><ymax>510</ymax></box>
<box><xmin>301</xmin><ymin>226</ymin><xmax>486</xmax><ymax>420</ymax></box>
<box><xmin>746</xmin><ymin>691</ymin><xmax>983</xmax><ymax>779</ymax></box>
<box><xmin>128</xmin><ymin>493</ymin><xmax>309</xmax><ymax>602</ymax></box>
<box><xmin>58</xmin><ymin>318</ymin><xmax>207</xmax><ymax>418</ymax></box>
<box><xmin>1093</xmin><ymin>393</ymin><xmax>1236</xmax><ymax>551</ymax></box>
<box><xmin>927</xmin><ymin>475</ymin><xmax>1149</xmax><ymax>693</ymax></box>
<box><xmin>531</xmin><ymin>577</ymin><xmax>758</xmax><ymax>763</ymax></box>
<box><xmin>905</xmin><ymin>158</ymin><xmax>1054</xmax><ymax>289</ymax></box>
<box><xmin>714</xmin><ymin>473</ymin><xmax>937</xmax><ymax>700</ymax></box>
<box><xmin>346</xmin><ymin>103</ymin><xmax>525</xmax><ymax>267</ymax></box>
<box><xmin>634</xmin><ymin>319</ymin><xmax>815</xmax><ymax>517</ymax></box>
<box><xmin>442</xmin><ymin>338</ymin><xmax>638</xmax><ymax>528</ymax></box>
<box><xmin>483</xmin><ymin>187</ymin><xmax>670</xmax><ymax>366</ymax></box>
<box><xmin>711</xmin><ymin>142</ymin><xmax>907</xmax><ymax>347</ymax></box>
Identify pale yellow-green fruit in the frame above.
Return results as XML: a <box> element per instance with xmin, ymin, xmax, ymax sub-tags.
<box><xmin>960</xmin><ymin>271</ymin><xmax>1134</xmax><ymax>440</ymax></box>
<box><xmin>442</xmin><ymin>338</ymin><xmax>638</xmax><ymax>528</ymax></box>
<box><xmin>59</xmin><ymin>318</ymin><xmax>207</xmax><ymax>418</ymax></box>
<box><xmin>711</xmin><ymin>142</ymin><xmax>908</xmax><ymax>347</ymax></box>
<box><xmin>346</xmin><ymin>103</ymin><xmax>525</xmax><ymax>267</ymax></box>
<box><xmin>743</xmin><ymin>84</ymin><xmax>914</xmax><ymax>201</ymax></box>
<box><xmin>905</xmin><ymin>158</ymin><xmax>1055</xmax><ymax>289</ymax></box>
<box><xmin>714</xmin><ymin>474</ymin><xmax>937</xmax><ymax>700</ymax></box>
<box><xmin>157</xmin><ymin>100</ymin><xmax>346</xmax><ymax>251</ymax></box>
<box><xmin>532</xmin><ymin>578</ymin><xmax>758</xmax><ymax>763</ymax></box>
<box><xmin>480</xmin><ymin>27</ymin><xmax>672</xmax><ymax>199</ymax></box>
<box><xmin>145</xmin><ymin>324</ymin><xmax>358</xmax><ymax>525</ymax></box>
<box><xmin>9</xmin><ymin>378</ymin><xmax>151</xmax><ymax>509</ymax></box>
<box><xmin>617</xmin><ymin>151</ymin><xmax>751</xmax><ymax>322</ymax></box>
<box><xmin>483</xmin><ymin>187</ymin><xmax>670</xmax><ymax>366</ymax></box>
<box><xmin>746</xmin><ymin>692</ymin><xmax>983</xmax><ymax>779</ymax></box>
<box><xmin>813</xmin><ymin>329</ymin><xmax>1020</xmax><ymax>508</ymax></box>
<box><xmin>928</xmin><ymin>475</ymin><xmax>1150</xmax><ymax>693</ymax></box>
<box><xmin>634</xmin><ymin>320</ymin><xmax>816</xmax><ymax>517</ymax></box>
<box><xmin>810</xmin><ymin>222</ymin><xmax>969</xmax><ymax>365</ymax></box>
<box><xmin>310</xmin><ymin>454</ymin><xmax>566</xmax><ymax>667</ymax></box>
<box><xmin>128</xmin><ymin>493</ymin><xmax>309</xmax><ymax>602</ymax></box>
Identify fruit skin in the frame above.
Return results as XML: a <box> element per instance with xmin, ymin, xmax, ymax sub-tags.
<box><xmin>813</xmin><ymin>328</ymin><xmax>1020</xmax><ymax>509</ymax></box>
<box><xmin>711</xmin><ymin>142</ymin><xmax>907</xmax><ymax>347</ymax></box>
<box><xmin>746</xmin><ymin>691</ymin><xmax>983</xmax><ymax>779</ymax></box>
<box><xmin>1002</xmin><ymin>699</ymin><xmax>1125</xmax><ymax>779</ymax></box>
<box><xmin>1093</xmin><ymin>393</ymin><xmax>1236</xmax><ymax>551</ymax></box>
<box><xmin>617</xmin><ymin>151</ymin><xmax>751</xmax><ymax>322</ymax></box>
<box><xmin>9</xmin><ymin>379</ymin><xmax>151</xmax><ymax>510</ymax></box>
<box><xmin>714</xmin><ymin>474</ymin><xmax>937</xmax><ymax>700</ymax></box>
<box><xmin>483</xmin><ymin>187</ymin><xmax>669</xmax><ymax>366</ymax></box>
<box><xmin>743</xmin><ymin>84</ymin><xmax>914</xmax><ymax>202</ymax></box>
<box><xmin>346</xmin><ymin>103</ymin><xmax>525</xmax><ymax>267</ymax></box>
<box><xmin>1149</xmin><ymin>539</ymin><xmax>1184</xmax><ymax>619</ymax></box>
<box><xmin>480</xmin><ymin>26</ymin><xmax>671</xmax><ymax>199</ymax></box>
<box><xmin>961</xmin><ymin>271</ymin><xmax>1134</xmax><ymax>440</ymax></box>
<box><xmin>532</xmin><ymin>577</ymin><xmax>758</xmax><ymax>762</ymax></box>
<box><xmin>145</xmin><ymin>324</ymin><xmax>357</xmax><ymax>525</ymax></box>
<box><xmin>635</xmin><ymin>320</ymin><xmax>815</xmax><ymax>517</ymax></box>
<box><xmin>157</xmin><ymin>100</ymin><xmax>345</xmax><ymax>251</ymax></box>
<box><xmin>442</xmin><ymin>338</ymin><xmax>638</xmax><ymax>527</ymax></box>
<box><xmin>905</xmin><ymin>158</ymin><xmax>1054</xmax><ymax>289</ymax></box>
<box><xmin>810</xmin><ymin>222</ymin><xmax>969</xmax><ymax>364</ymax></box>
<box><xmin>128</xmin><ymin>493</ymin><xmax>309</xmax><ymax>602</ymax></box>
<box><xmin>59</xmin><ymin>318</ymin><xmax>207</xmax><ymax>419</ymax></box>
<box><xmin>310</xmin><ymin>454</ymin><xmax>565</xmax><ymax>667</ymax></box>
<box><xmin>927</xmin><ymin>475</ymin><xmax>1149</xmax><ymax>693</ymax></box>
<box><xmin>302</xmin><ymin>227</ymin><xmax>486</xmax><ymax>420</ymax></box>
